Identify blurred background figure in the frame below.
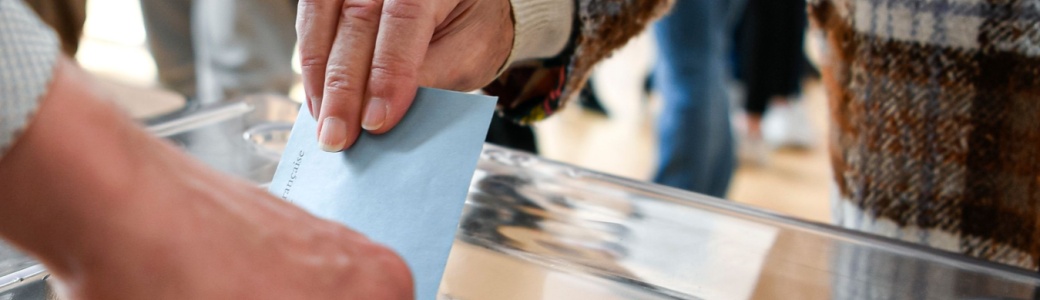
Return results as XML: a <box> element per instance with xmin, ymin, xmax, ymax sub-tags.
<box><xmin>30</xmin><ymin>0</ymin><xmax>834</xmax><ymax>224</ymax></box>
<box><xmin>734</xmin><ymin>0</ymin><xmax>816</xmax><ymax>166</ymax></box>
<box><xmin>650</xmin><ymin>0</ymin><xmax>746</xmax><ymax>198</ymax></box>
<box><xmin>22</xmin><ymin>0</ymin><xmax>86</xmax><ymax>55</ymax></box>
<box><xmin>138</xmin><ymin>0</ymin><xmax>297</xmax><ymax>104</ymax></box>
<box><xmin>486</xmin><ymin>112</ymin><xmax>540</xmax><ymax>154</ymax></box>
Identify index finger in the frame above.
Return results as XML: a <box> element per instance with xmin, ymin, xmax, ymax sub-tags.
<box><xmin>296</xmin><ymin>0</ymin><xmax>342</xmax><ymax>119</ymax></box>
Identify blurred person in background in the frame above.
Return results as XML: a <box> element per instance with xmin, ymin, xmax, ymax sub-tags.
<box><xmin>138</xmin><ymin>0</ymin><xmax>298</xmax><ymax>104</ymax></box>
<box><xmin>735</xmin><ymin>0</ymin><xmax>816</xmax><ymax>166</ymax></box>
<box><xmin>22</xmin><ymin>0</ymin><xmax>86</xmax><ymax>56</ymax></box>
<box><xmin>23</xmin><ymin>0</ymin><xmax>300</xmax><ymax>108</ymax></box>
<box><xmin>811</xmin><ymin>0</ymin><xmax>1040</xmax><ymax>271</ymax></box>
<box><xmin>650</xmin><ymin>0</ymin><xmax>746</xmax><ymax>198</ymax></box>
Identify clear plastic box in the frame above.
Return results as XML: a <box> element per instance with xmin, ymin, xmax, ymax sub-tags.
<box><xmin>3</xmin><ymin>95</ymin><xmax>1039</xmax><ymax>299</ymax></box>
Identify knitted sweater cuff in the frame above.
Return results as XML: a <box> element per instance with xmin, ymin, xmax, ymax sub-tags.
<box><xmin>501</xmin><ymin>0</ymin><xmax>574</xmax><ymax>72</ymax></box>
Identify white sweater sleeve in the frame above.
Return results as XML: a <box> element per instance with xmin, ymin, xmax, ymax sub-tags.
<box><xmin>0</xmin><ymin>0</ymin><xmax>60</xmax><ymax>160</ymax></box>
<box><xmin>503</xmin><ymin>0</ymin><xmax>574</xmax><ymax>68</ymax></box>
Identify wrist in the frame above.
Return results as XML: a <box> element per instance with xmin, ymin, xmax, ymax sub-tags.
<box><xmin>502</xmin><ymin>0</ymin><xmax>575</xmax><ymax>69</ymax></box>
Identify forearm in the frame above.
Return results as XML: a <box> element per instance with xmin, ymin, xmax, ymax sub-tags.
<box><xmin>0</xmin><ymin>57</ymin><xmax>161</xmax><ymax>277</ymax></box>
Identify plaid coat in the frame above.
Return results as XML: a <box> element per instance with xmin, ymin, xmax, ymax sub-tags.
<box><xmin>811</xmin><ymin>0</ymin><xmax>1040</xmax><ymax>270</ymax></box>
<box><xmin>483</xmin><ymin>0</ymin><xmax>673</xmax><ymax>124</ymax></box>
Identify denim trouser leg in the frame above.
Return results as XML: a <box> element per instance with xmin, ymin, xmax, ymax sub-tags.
<box><xmin>140</xmin><ymin>0</ymin><xmax>298</xmax><ymax>104</ymax></box>
<box><xmin>652</xmin><ymin>0</ymin><xmax>745</xmax><ymax>198</ymax></box>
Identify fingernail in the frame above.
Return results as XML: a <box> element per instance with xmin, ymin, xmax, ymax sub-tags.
<box><xmin>318</xmin><ymin>117</ymin><xmax>347</xmax><ymax>152</ymax></box>
<box><xmin>308</xmin><ymin>95</ymin><xmax>322</xmax><ymax>120</ymax></box>
<box><xmin>362</xmin><ymin>98</ymin><xmax>388</xmax><ymax>131</ymax></box>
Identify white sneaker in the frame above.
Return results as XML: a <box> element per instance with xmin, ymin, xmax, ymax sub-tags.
<box><xmin>763</xmin><ymin>98</ymin><xmax>816</xmax><ymax>149</ymax></box>
<box><xmin>739</xmin><ymin>134</ymin><xmax>771</xmax><ymax>167</ymax></box>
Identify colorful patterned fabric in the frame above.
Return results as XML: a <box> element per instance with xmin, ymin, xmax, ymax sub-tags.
<box><xmin>811</xmin><ymin>0</ymin><xmax>1040</xmax><ymax>269</ymax></box>
<box><xmin>484</xmin><ymin>0</ymin><xmax>673</xmax><ymax>124</ymax></box>
<box><xmin>0</xmin><ymin>0</ymin><xmax>59</xmax><ymax>161</ymax></box>
<box><xmin>484</xmin><ymin>62</ymin><xmax>568</xmax><ymax>124</ymax></box>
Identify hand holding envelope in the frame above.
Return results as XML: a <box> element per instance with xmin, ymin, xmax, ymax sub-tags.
<box><xmin>295</xmin><ymin>0</ymin><xmax>514</xmax><ymax>152</ymax></box>
<box><xmin>270</xmin><ymin>88</ymin><xmax>497</xmax><ymax>300</ymax></box>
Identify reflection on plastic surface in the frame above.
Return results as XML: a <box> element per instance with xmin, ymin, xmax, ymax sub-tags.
<box><xmin>3</xmin><ymin>95</ymin><xmax>1040</xmax><ymax>299</ymax></box>
<box><xmin>452</xmin><ymin>147</ymin><xmax>1040</xmax><ymax>299</ymax></box>
<box><xmin>158</xmin><ymin>94</ymin><xmax>300</xmax><ymax>183</ymax></box>
<box><xmin>458</xmin><ymin>148</ymin><xmax>775</xmax><ymax>299</ymax></box>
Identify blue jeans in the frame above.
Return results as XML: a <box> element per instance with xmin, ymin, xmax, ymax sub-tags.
<box><xmin>652</xmin><ymin>0</ymin><xmax>745</xmax><ymax>198</ymax></box>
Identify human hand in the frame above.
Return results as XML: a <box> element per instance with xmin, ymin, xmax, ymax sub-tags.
<box><xmin>0</xmin><ymin>57</ymin><xmax>413</xmax><ymax>300</ymax></box>
<box><xmin>62</xmin><ymin>166</ymin><xmax>415</xmax><ymax>300</ymax></box>
<box><xmin>61</xmin><ymin>158</ymin><xmax>414</xmax><ymax>300</ymax></box>
<box><xmin>297</xmin><ymin>0</ymin><xmax>514</xmax><ymax>152</ymax></box>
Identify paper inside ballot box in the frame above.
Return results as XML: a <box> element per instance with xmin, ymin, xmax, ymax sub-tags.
<box><xmin>269</xmin><ymin>88</ymin><xmax>496</xmax><ymax>300</ymax></box>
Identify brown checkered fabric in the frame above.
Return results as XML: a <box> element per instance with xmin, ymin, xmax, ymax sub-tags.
<box><xmin>811</xmin><ymin>0</ymin><xmax>1040</xmax><ymax>269</ymax></box>
<box><xmin>485</xmin><ymin>0</ymin><xmax>673</xmax><ymax>124</ymax></box>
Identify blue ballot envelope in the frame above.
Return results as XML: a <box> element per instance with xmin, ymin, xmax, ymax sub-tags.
<box><xmin>268</xmin><ymin>88</ymin><xmax>497</xmax><ymax>299</ymax></box>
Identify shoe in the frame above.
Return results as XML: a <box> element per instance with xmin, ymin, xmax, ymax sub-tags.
<box><xmin>739</xmin><ymin>133</ymin><xmax>771</xmax><ymax>167</ymax></box>
<box><xmin>578</xmin><ymin>81</ymin><xmax>609</xmax><ymax>116</ymax></box>
<box><xmin>763</xmin><ymin>97</ymin><xmax>816</xmax><ymax>149</ymax></box>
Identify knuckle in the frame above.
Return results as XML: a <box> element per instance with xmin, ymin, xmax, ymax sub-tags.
<box><xmin>370</xmin><ymin>57</ymin><xmax>417</xmax><ymax>83</ymax></box>
<box><xmin>322</xmin><ymin>242</ymin><xmax>357</xmax><ymax>270</ymax></box>
<box><xmin>383</xmin><ymin>0</ymin><xmax>425</xmax><ymax>21</ymax></box>
<box><xmin>326</xmin><ymin>250</ymin><xmax>356</xmax><ymax>273</ymax></box>
<box><xmin>318</xmin><ymin>226</ymin><xmax>363</xmax><ymax>267</ymax></box>
<box><xmin>367</xmin><ymin>64</ymin><xmax>414</xmax><ymax>97</ymax></box>
<box><xmin>342</xmin><ymin>0</ymin><xmax>383</xmax><ymax>23</ymax></box>
<box><xmin>323</xmin><ymin>66</ymin><xmax>365</xmax><ymax>96</ymax></box>
<box><xmin>299</xmin><ymin>55</ymin><xmax>328</xmax><ymax>70</ymax></box>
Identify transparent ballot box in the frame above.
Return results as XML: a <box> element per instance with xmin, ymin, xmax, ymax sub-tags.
<box><xmin>2</xmin><ymin>95</ymin><xmax>1039</xmax><ymax>299</ymax></box>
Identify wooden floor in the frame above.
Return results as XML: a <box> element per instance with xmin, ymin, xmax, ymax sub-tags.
<box><xmin>78</xmin><ymin>1</ymin><xmax>833</xmax><ymax>224</ymax></box>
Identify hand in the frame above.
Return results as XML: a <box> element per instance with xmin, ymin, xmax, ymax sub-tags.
<box><xmin>297</xmin><ymin>0</ymin><xmax>514</xmax><ymax>152</ymax></box>
<box><xmin>0</xmin><ymin>57</ymin><xmax>413</xmax><ymax>299</ymax></box>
